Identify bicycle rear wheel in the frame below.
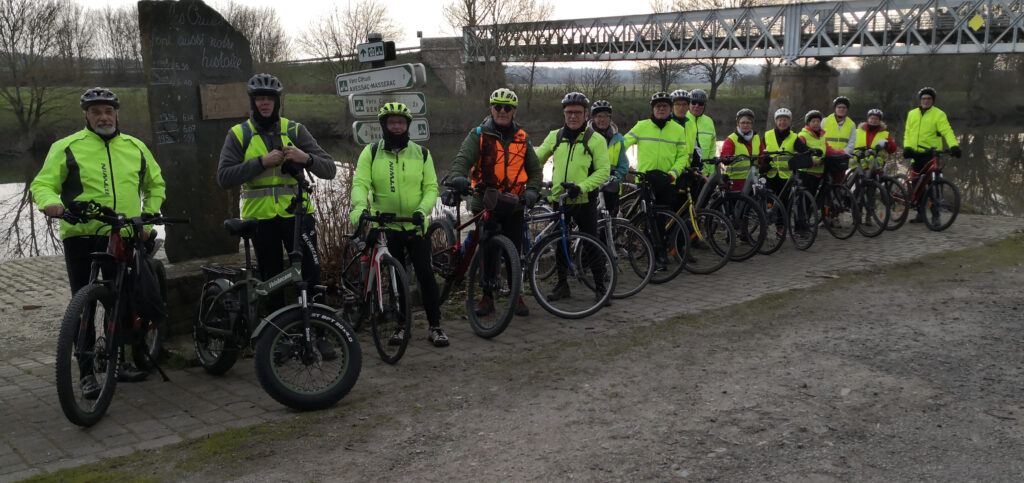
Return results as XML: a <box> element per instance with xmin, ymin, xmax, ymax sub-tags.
<box><xmin>465</xmin><ymin>234</ymin><xmax>521</xmax><ymax>338</ymax></box>
<box><xmin>821</xmin><ymin>184</ymin><xmax>859</xmax><ymax>240</ymax></box>
<box><xmin>684</xmin><ymin>209</ymin><xmax>734</xmax><ymax>275</ymax></box>
<box><xmin>370</xmin><ymin>255</ymin><xmax>411</xmax><ymax>364</ymax></box>
<box><xmin>757</xmin><ymin>191</ymin><xmax>787</xmax><ymax>255</ymax></box>
<box><xmin>529</xmin><ymin>231</ymin><xmax>615</xmax><ymax>319</ymax></box>
<box><xmin>55</xmin><ymin>284</ymin><xmax>120</xmax><ymax>427</ymax></box>
<box><xmin>788</xmin><ymin>189</ymin><xmax>819</xmax><ymax>250</ymax></box>
<box><xmin>194</xmin><ymin>282</ymin><xmax>241</xmax><ymax>375</ymax></box>
<box><xmin>425</xmin><ymin>218</ymin><xmax>457</xmax><ymax>303</ymax></box>
<box><xmin>883</xmin><ymin>175</ymin><xmax>910</xmax><ymax>231</ymax></box>
<box><xmin>597</xmin><ymin>218</ymin><xmax>654</xmax><ymax>299</ymax></box>
<box><xmin>924</xmin><ymin>179</ymin><xmax>960</xmax><ymax>231</ymax></box>
<box><xmin>854</xmin><ymin>180</ymin><xmax>889</xmax><ymax>238</ymax></box>
<box><xmin>629</xmin><ymin>209</ymin><xmax>688</xmax><ymax>284</ymax></box>
<box><xmin>713</xmin><ymin>193</ymin><xmax>766</xmax><ymax>261</ymax></box>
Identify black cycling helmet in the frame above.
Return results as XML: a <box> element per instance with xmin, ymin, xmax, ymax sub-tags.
<box><xmin>650</xmin><ymin>91</ymin><xmax>672</xmax><ymax>107</ymax></box>
<box><xmin>689</xmin><ymin>89</ymin><xmax>708</xmax><ymax>103</ymax></box>
<box><xmin>804</xmin><ymin>110</ymin><xmax>823</xmax><ymax>124</ymax></box>
<box><xmin>833</xmin><ymin>96</ymin><xmax>850</xmax><ymax>108</ymax></box>
<box><xmin>80</xmin><ymin>87</ymin><xmax>119</xmax><ymax>110</ymax></box>
<box><xmin>591</xmin><ymin>99</ymin><xmax>612</xmax><ymax>115</ymax></box>
<box><xmin>736</xmin><ymin>108</ymin><xmax>755</xmax><ymax>122</ymax></box>
<box><xmin>561</xmin><ymin>91</ymin><xmax>590</xmax><ymax>109</ymax></box>
<box><xmin>918</xmin><ymin>86</ymin><xmax>937</xmax><ymax>100</ymax></box>
<box><xmin>866</xmin><ymin>108</ymin><xmax>883</xmax><ymax>119</ymax></box>
<box><xmin>670</xmin><ymin>89</ymin><xmax>690</xmax><ymax>102</ymax></box>
<box><xmin>247</xmin><ymin>73</ymin><xmax>283</xmax><ymax>97</ymax></box>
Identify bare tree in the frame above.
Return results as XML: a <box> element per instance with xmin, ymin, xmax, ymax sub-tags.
<box><xmin>645</xmin><ymin>0</ymin><xmax>687</xmax><ymax>93</ymax></box>
<box><xmin>0</xmin><ymin>0</ymin><xmax>66</xmax><ymax>144</ymax></box>
<box><xmin>96</xmin><ymin>5</ymin><xmax>142</xmax><ymax>80</ymax></box>
<box><xmin>298</xmin><ymin>0</ymin><xmax>403</xmax><ymax>74</ymax></box>
<box><xmin>565</xmin><ymin>63</ymin><xmax>619</xmax><ymax>101</ymax></box>
<box><xmin>218</xmin><ymin>1</ymin><xmax>291</xmax><ymax>67</ymax></box>
<box><xmin>53</xmin><ymin>1</ymin><xmax>95</xmax><ymax>80</ymax></box>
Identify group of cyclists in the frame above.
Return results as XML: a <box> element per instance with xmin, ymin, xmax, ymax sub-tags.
<box><xmin>31</xmin><ymin>73</ymin><xmax>962</xmax><ymax>390</ymax></box>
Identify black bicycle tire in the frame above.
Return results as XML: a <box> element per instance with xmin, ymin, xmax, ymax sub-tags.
<box><xmin>465</xmin><ymin>234</ymin><xmax>521</xmax><ymax>338</ymax></box>
<box><xmin>425</xmin><ymin>218</ymin><xmax>457</xmax><ymax>303</ymax></box>
<box><xmin>881</xmin><ymin>176</ymin><xmax>910</xmax><ymax>231</ymax></box>
<box><xmin>132</xmin><ymin>259</ymin><xmax>167</xmax><ymax>370</ymax></box>
<box><xmin>194</xmin><ymin>282</ymin><xmax>241</xmax><ymax>375</ymax></box>
<box><xmin>788</xmin><ymin>189</ymin><xmax>819</xmax><ymax>250</ymax></box>
<box><xmin>685</xmin><ymin>209</ymin><xmax>734</xmax><ymax>274</ymax></box>
<box><xmin>628</xmin><ymin>209</ymin><xmax>688</xmax><ymax>283</ymax></box>
<box><xmin>529</xmin><ymin>230</ymin><xmax>616</xmax><ymax>319</ymax></box>
<box><xmin>924</xmin><ymin>178</ymin><xmax>960</xmax><ymax>232</ymax></box>
<box><xmin>253</xmin><ymin>308</ymin><xmax>362</xmax><ymax>411</ymax></box>
<box><xmin>821</xmin><ymin>184</ymin><xmax>859</xmax><ymax>240</ymax></box>
<box><xmin>711</xmin><ymin>192</ymin><xmax>767</xmax><ymax>261</ymax></box>
<box><xmin>55</xmin><ymin>284</ymin><xmax>120</xmax><ymax>427</ymax></box>
<box><xmin>597</xmin><ymin>219</ymin><xmax>655</xmax><ymax>299</ymax></box>
<box><xmin>758</xmin><ymin>191</ymin><xmax>788</xmax><ymax>255</ymax></box>
<box><xmin>370</xmin><ymin>255</ymin><xmax>411</xmax><ymax>364</ymax></box>
<box><xmin>855</xmin><ymin>179</ymin><xmax>889</xmax><ymax>238</ymax></box>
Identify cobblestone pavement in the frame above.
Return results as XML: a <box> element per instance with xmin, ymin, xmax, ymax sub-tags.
<box><xmin>1</xmin><ymin>214</ymin><xmax>1022</xmax><ymax>481</ymax></box>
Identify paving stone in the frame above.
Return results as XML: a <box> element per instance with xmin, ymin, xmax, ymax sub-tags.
<box><xmin>134</xmin><ymin>435</ymin><xmax>183</xmax><ymax>452</ymax></box>
<box><xmin>0</xmin><ymin>466</ymin><xmax>40</xmax><ymax>483</ymax></box>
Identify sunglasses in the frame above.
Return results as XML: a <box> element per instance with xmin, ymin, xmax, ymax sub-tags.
<box><xmin>491</xmin><ymin>104</ymin><xmax>515</xmax><ymax>113</ymax></box>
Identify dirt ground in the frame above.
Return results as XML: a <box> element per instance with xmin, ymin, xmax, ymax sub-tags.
<box><xmin>26</xmin><ymin>236</ymin><xmax>1024</xmax><ymax>482</ymax></box>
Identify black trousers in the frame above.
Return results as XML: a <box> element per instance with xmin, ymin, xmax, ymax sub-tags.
<box><xmin>385</xmin><ymin>229</ymin><xmax>441</xmax><ymax>327</ymax></box>
<box><xmin>252</xmin><ymin>215</ymin><xmax>321</xmax><ymax>310</ymax></box>
<box><xmin>480</xmin><ymin>208</ymin><xmax>524</xmax><ymax>297</ymax></box>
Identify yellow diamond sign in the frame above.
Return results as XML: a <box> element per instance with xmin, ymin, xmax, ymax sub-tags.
<box><xmin>969</xmin><ymin>14</ymin><xmax>985</xmax><ymax>31</ymax></box>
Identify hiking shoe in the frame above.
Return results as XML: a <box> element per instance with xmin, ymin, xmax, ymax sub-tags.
<box><xmin>118</xmin><ymin>363</ymin><xmax>148</xmax><ymax>383</ymax></box>
<box><xmin>316</xmin><ymin>337</ymin><xmax>337</xmax><ymax>361</ymax></box>
<box><xmin>388</xmin><ymin>327</ymin><xmax>406</xmax><ymax>346</ymax></box>
<box><xmin>475</xmin><ymin>296</ymin><xmax>495</xmax><ymax>316</ymax></box>
<box><xmin>514</xmin><ymin>296</ymin><xmax>529</xmax><ymax>317</ymax></box>
<box><xmin>80</xmin><ymin>375</ymin><xmax>100</xmax><ymax>400</ymax></box>
<box><xmin>428</xmin><ymin>327</ymin><xmax>450</xmax><ymax>347</ymax></box>
<box><xmin>547</xmin><ymin>282</ymin><xmax>571</xmax><ymax>301</ymax></box>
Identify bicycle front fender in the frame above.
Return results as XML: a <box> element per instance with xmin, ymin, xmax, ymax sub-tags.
<box><xmin>250</xmin><ymin>303</ymin><xmax>341</xmax><ymax>341</ymax></box>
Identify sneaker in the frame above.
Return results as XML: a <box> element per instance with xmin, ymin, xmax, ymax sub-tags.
<box><xmin>316</xmin><ymin>337</ymin><xmax>337</xmax><ymax>361</ymax></box>
<box><xmin>475</xmin><ymin>296</ymin><xmax>495</xmax><ymax>316</ymax></box>
<box><xmin>118</xmin><ymin>363</ymin><xmax>148</xmax><ymax>383</ymax></box>
<box><xmin>80</xmin><ymin>375</ymin><xmax>100</xmax><ymax>400</ymax></box>
<box><xmin>388</xmin><ymin>327</ymin><xmax>406</xmax><ymax>346</ymax></box>
<box><xmin>428</xmin><ymin>327</ymin><xmax>450</xmax><ymax>347</ymax></box>
<box><xmin>514</xmin><ymin>296</ymin><xmax>529</xmax><ymax>317</ymax></box>
<box><xmin>547</xmin><ymin>282</ymin><xmax>571</xmax><ymax>301</ymax></box>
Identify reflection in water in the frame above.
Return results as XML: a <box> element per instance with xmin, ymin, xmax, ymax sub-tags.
<box><xmin>2</xmin><ymin>130</ymin><xmax>1022</xmax><ymax>261</ymax></box>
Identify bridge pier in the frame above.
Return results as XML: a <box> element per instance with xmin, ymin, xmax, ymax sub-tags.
<box><xmin>419</xmin><ymin>37</ymin><xmax>466</xmax><ymax>95</ymax></box>
<box><xmin>767</xmin><ymin>62</ymin><xmax>839</xmax><ymax>129</ymax></box>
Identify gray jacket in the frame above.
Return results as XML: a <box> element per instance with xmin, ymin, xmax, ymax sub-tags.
<box><xmin>217</xmin><ymin>117</ymin><xmax>336</xmax><ymax>189</ymax></box>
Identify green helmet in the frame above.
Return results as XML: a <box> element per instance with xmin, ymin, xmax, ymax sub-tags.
<box><xmin>489</xmin><ymin>87</ymin><xmax>518</xmax><ymax>107</ymax></box>
<box><xmin>378</xmin><ymin>102</ymin><xmax>412</xmax><ymax>121</ymax></box>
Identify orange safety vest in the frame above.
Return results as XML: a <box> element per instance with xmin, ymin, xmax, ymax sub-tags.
<box><xmin>472</xmin><ymin>128</ymin><xmax>530</xmax><ymax>195</ymax></box>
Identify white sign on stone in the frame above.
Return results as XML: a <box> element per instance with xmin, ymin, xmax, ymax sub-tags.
<box><xmin>349</xmin><ymin>92</ymin><xmax>427</xmax><ymax>118</ymax></box>
<box><xmin>357</xmin><ymin>41</ymin><xmax>386</xmax><ymax>63</ymax></box>
<box><xmin>335</xmin><ymin>64</ymin><xmax>416</xmax><ymax>96</ymax></box>
<box><xmin>353</xmin><ymin>119</ymin><xmax>430</xmax><ymax>145</ymax></box>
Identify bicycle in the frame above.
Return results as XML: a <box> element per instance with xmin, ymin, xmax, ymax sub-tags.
<box><xmin>54</xmin><ymin>201</ymin><xmax>185</xmax><ymax>427</ymax></box>
<box><xmin>336</xmin><ymin>212</ymin><xmax>420</xmax><ymax>364</ymax></box>
<box><xmin>730</xmin><ymin>155</ymin><xmax>788</xmax><ymax>255</ymax></box>
<box><xmin>766</xmin><ymin>150</ymin><xmax>821</xmax><ymax>250</ymax></box>
<box><xmin>895</xmin><ymin>148</ymin><xmax>961</xmax><ymax>232</ymax></box>
<box><xmin>195</xmin><ymin>168</ymin><xmax>361</xmax><ymax>411</ymax></box>
<box><xmin>847</xmin><ymin>146</ymin><xmax>892</xmax><ymax>238</ymax></box>
<box><xmin>661</xmin><ymin>168</ymin><xmax>736</xmax><ymax>275</ymax></box>
<box><xmin>427</xmin><ymin>182</ymin><xmax>522</xmax><ymax>338</ymax></box>
<box><xmin>702</xmin><ymin>157</ymin><xmax>769</xmax><ymax>260</ymax></box>
<box><xmin>616</xmin><ymin>170</ymin><xmax>692</xmax><ymax>281</ymax></box>
<box><xmin>594</xmin><ymin>180</ymin><xmax>655</xmax><ymax>299</ymax></box>
<box><xmin>815</xmin><ymin>155</ymin><xmax>861</xmax><ymax>240</ymax></box>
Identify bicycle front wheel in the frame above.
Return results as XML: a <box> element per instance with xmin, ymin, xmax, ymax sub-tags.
<box><xmin>597</xmin><ymin>219</ymin><xmax>654</xmax><ymax>299</ymax></box>
<box><xmin>854</xmin><ymin>180</ymin><xmax>889</xmax><ymax>238</ymax></box>
<box><xmin>254</xmin><ymin>308</ymin><xmax>362</xmax><ymax>411</ymax></box>
<box><xmin>684</xmin><ymin>209</ymin><xmax>734</xmax><ymax>275</ymax></box>
<box><xmin>881</xmin><ymin>176</ymin><xmax>910</xmax><ymax>231</ymax></box>
<box><xmin>758</xmin><ymin>191</ymin><xmax>787</xmax><ymax>255</ymax></box>
<box><xmin>465</xmin><ymin>234</ymin><xmax>521</xmax><ymax>338</ymax></box>
<box><xmin>55</xmin><ymin>284</ymin><xmax>120</xmax><ymax>427</ymax></box>
<box><xmin>529</xmin><ymin>231</ymin><xmax>616</xmax><ymax>319</ymax></box>
<box><xmin>370</xmin><ymin>255</ymin><xmax>411</xmax><ymax>364</ymax></box>
<box><xmin>821</xmin><ymin>184</ymin><xmax>859</xmax><ymax>240</ymax></box>
<box><xmin>629</xmin><ymin>209</ymin><xmax>688</xmax><ymax>284</ymax></box>
<box><xmin>788</xmin><ymin>189</ymin><xmax>819</xmax><ymax>250</ymax></box>
<box><xmin>924</xmin><ymin>179</ymin><xmax>960</xmax><ymax>231</ymax></box>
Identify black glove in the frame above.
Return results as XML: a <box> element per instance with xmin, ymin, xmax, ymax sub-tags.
<box><xmin>565</xmin><ymin>183</ymin><xmax>582</xmax><ymax>199</ymax></box>
<box><xmin>412</xmin><ymin>211</ymin><xmax>425</xmax><ymax>226</ymax></box>
<box><xmin>690</xmin><ymin>154</ymin><xmax>704</xmax><ymax>173</ymax></box>
<box><xmin>950</xmin><ymin>146</ymin><xmax>962</xmax><ymax>158</ymax></box>
<box><xmin>522</xmin><ymin>188</ymin><xmax>539</xmax><ymax>208</ymax></box>
<box><xmin>645</xmin><ymin>169</ymin><xmax>672</xmax><ymax>187</ymax></box>
<box><xmin>440</xmin><ymin>190</ymin><xmax>460</xmax><ymax>207</ymax></box>
<box><xmin>450</xmin><ymin>176</ymin><xmax>471</xmax><ymax>194</ymax></box>
<box><xmin>811</xmin><ymin>148</ymin><xmax>824</xmax><ymax>157</ymax></box>
<box><xmin>358</xmin><ymin>209</ymin><xmax>369</xmax><ymax>225</ymax></box>
<box><xmin>902</xmin><ymin>147</ymin><xmax>914</xmax><ymax>159</ymax></box>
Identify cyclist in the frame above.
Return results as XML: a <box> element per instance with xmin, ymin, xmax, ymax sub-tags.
<box><xmin>853</xmin><ymin>108</ymin><xmax>897</xmax><ymax>226</ymax></box>
<box><xmin>902</xmin><ymin>87</ymin><xmax>961</xmax><ymax>223</ymax></box>
<box><xmin>447</xmin><ymin>87</ymin><xmax>542</xmax><ymax>317</ymax></box>
<box><xmin>217</xmin><ymin>73</ymin><xmax>337</xmax><ymax>310</ymax></box>
<box><xmin>719</xmin><ymin>108</ymin><xmax>764</xmax><ymax>192</ymax></box>
<box><xmin>534</xmin><ymin>92</ymin><xmax>610</xmax><ymax>303</ymax></box>
<box><xmin>824</xmin><ymin>96</ymin><xmax>857</xmax><ymax>155</ymax></box>
<box><xmin>794</xmin><ymin>110</ymin><xmax>847</xmax><ymax>196</ymax></box>
<box><xmin>30</xmin><ymin>87</ymin><xmax>166</xmax><ymax>393</ymax></box>
<box><xmin>688</xmin><ymin>89</ymin><xmax>717</xmax><ymax>176</ymax></box>
<box><xmin>350</xmin><ymin>102</ymin><xmax>447</xmax><ymax>347</ymax></box>
<box><xmin>669</xmin><ymin>89</ymin><xmax>704</xmax><ymax>198</ymax></box>
<box><xmin>764</xmin><ymin>107</ymin><xmax>798</xmax><ymax>198</ymax></box>
<box><xmin>588</xmin><ymin>99</ymin><xmax>629</xmax><ymax>217</ymax></box>
<box><xmin>623</xmin><ymin>92</ymin><xmax>692</xmax><ymax>206</ymax></box>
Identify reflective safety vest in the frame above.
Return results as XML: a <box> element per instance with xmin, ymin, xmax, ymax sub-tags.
<box><xmin>724</xmin><ymin>132</ymin><xmax>761</xmax><ymax>181</ymax></box>
<box><xmin>798</xmin><ymin>127</ymin><xmax>826</xmax><ymax>175</ymax></box>
<box><xmin>623</xmin><ymin>119</ymin><xmax>689</xmax><ymax>177</ymax></box>
<box><xmin>854</xmin><ymin>127</ymin><xmax>890</xmax><ymax>170</ymax></box>
<box><xmin>903</xmin><ymin>106</ymin><xmax>958</xmax><ymax>152</ymax></box>
<box><xmin>472</xmin><ymin>126</ymin><xmax>530</xmax><ymax>195</ymax></box>
<box><xmin>232</xmin><ymin>117</ymin><xmax>312</xmax><ymax>220</ymax></box>
<box><xmin>823</xmin><ymin>114</ymin><xmax>855</xmax><ymax>152</ymax></box>
<box><xmin>764</xmin><ymin>129</ymin><xmax>797</xmax><ymax>180</ymax></box>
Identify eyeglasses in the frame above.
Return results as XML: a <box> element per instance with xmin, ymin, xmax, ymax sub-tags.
<box><xmin>491</xmin><ymin>104</ymin><xmax>515</xmax><ymax>113</ymax></box>
<box><xmin>692</xmin><ymin>102</ymin><xmax>706</xmax><ymax>106</ymax></box>
<box><xmin>563</xmin><ymin>110</ymin><xmax>586</xmax><ymax>117</ymax></box>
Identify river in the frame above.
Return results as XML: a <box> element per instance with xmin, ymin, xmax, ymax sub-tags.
<box><xmin>2</xmin><ymin>127</ymin><xmax>1022</xmax><ymax>261</ymax></box>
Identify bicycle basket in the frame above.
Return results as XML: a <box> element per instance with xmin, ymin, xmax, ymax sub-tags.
<box><xmin>483</xmin><ymin>187</ymin><xmax>520</xmax><ymax>213</ymax></box>
<box><xmin>787</xmin><ymin>152</ymin><xmax>814</xmax><ymax>170</ymax></box>
<box><xmin>824</xmin><ymin>156</ymin><xmax>849</xmax><ymax>174</ymax></box>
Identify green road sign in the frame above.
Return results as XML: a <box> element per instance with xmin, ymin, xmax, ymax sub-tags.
<box><xmin>353</xmin><ymin>119</ymin><xmax>430</xmax><ymax>145</ymax></box>
<box><xmin>348</xmin><ymin>92</ymin><xmax>427</xmax><ymax>118</ymax></box>
<box><xmin>336</xmin><ymin>64</ymin><xmax>416</xmax><ymax>96</ymax></box>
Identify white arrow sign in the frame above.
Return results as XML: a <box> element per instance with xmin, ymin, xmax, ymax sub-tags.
<box><xmin>336</xmin><ymin>64</ymin><xmax>416</xmax><ymax>96</ymax></box>
<box><xmin>357</xmin><ymin>41</ymin><xmax>385</xmax><ymax>63</ymax></box>
<box><xmin>349</xmin><ymin>92</ymin><xmax>427</xmax><ymax>118</ymax></box>
<box><xmin>353</xmin><ymin>119</ymin><xmax>430</xmax><ymax>145</ymax></box>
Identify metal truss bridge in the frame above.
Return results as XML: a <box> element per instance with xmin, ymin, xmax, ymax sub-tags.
<box><xmin>462</xmin><ymin>0</ymin><xmax>1024</xmax><ymax>63</ymax></box>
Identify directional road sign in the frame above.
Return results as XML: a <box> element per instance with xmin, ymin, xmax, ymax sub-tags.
<box><xmin>349</xmin><ymin>92</ymin><xmax>427</xmax><ymax>118</ymax></box>
<box><xmin>357</xmin><ymin>41</ymin><xmax>386</xmax><ymax>63</ymax></box>
<box><xmin>353</xmin><ymin>119</ymin><xmax>430</xmax><ymax>145</ymax></box>
<box><xmin>336</xmin><ymin>64</ymin><xmax>416</xmax><ymax>96</ymax></box>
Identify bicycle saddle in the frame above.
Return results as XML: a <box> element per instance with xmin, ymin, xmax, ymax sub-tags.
<box><xmin>223</xmin><ymin>218</ymin><xmax>259</xmax><ymax>238</ymax></box>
